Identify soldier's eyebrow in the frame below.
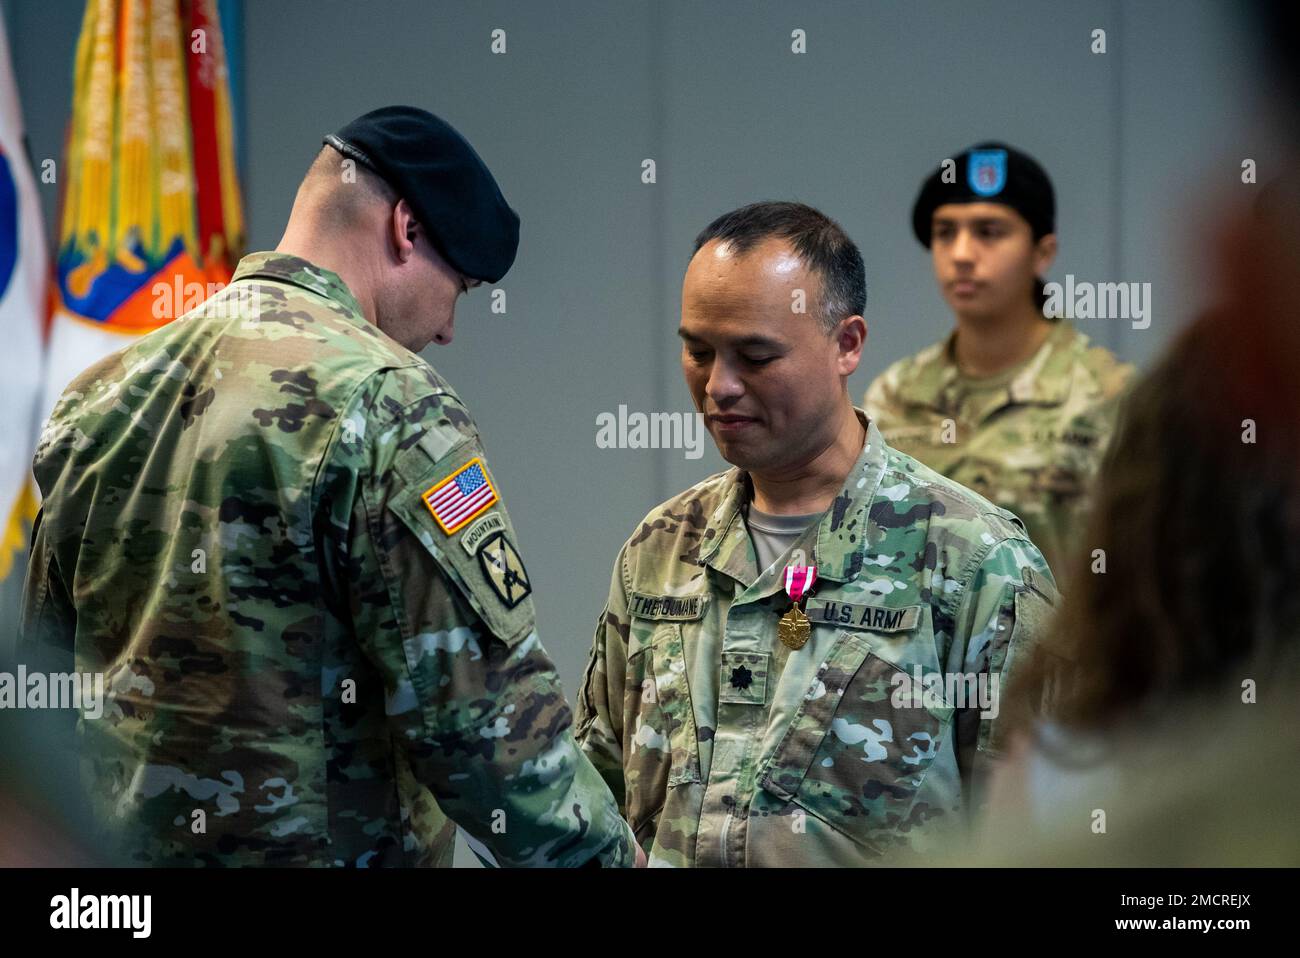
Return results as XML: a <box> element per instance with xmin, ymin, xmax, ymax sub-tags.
<box><xmin>677</xmin><ymin>328</ymin><xmax>784</xmax><ymax>350</ymax></box>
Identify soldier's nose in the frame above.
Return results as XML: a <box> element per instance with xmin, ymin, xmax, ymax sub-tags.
<box><xmin>951</xmin><ymin>230</ymin><xmax>976</xmax><ymax>262</ymax></box>
<box><xmin>705</xmin><ymin>363</ymin><xmax>743</xmax><ymax>403</ymax></box>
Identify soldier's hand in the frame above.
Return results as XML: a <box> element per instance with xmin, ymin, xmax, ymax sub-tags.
<box><xmin>635</xmin><ymin>839</ymin><xmax>647</xmax><ymax>868</ymax></box>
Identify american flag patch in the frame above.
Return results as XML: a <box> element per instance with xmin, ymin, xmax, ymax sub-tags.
<box><xmin>422</xmin><ymin>457</ymin><xmax>499</xmax><ymax>534</ymax></box>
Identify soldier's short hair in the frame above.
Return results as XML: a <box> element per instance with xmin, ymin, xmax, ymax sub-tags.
<box><xmin>301</xmin><ymin>145</ymin><xmax>399</xmax><ymax>230</ymax></box>
<box><xmin>691</xmin><ymin>201</ymin><xmax>866</xmax><ymax>334</ymax></box>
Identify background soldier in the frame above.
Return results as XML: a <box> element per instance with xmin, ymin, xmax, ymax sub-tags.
<box><xmin>576</xmin><ymin>201</ymin><xmax>1055</xmax><ymax>866</ymax></box>
<box><xmin>865</xmin><ymin>143</ymin><xmax>1132</xmax><ymax>577</ymax></box>
<box><xmin>19</xmin><ymin>106</ymin><xmax>638</xmax><ymax>868</ymax></box>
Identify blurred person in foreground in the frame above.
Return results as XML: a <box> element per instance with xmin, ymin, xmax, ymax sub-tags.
<box><xmin>971</xmin><ymin>160</ymin><xmax>1300</xmax><ymax>866</ymax></box>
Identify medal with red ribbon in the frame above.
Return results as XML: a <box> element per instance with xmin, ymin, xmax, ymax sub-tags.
<box><xmin>778</xmin><ymin>565</ymin><xmax>817</xmax><ymax>650</ymax></box>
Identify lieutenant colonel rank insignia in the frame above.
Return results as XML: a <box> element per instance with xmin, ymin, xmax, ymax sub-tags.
<box><xmin>477</xmin><ymin>531</ymin><xmax>532</xmax><ymax>608</ymax></box>
<box><xmin>423</xmin><ymin>457</ymin><xmax>499</xmax><ymax>534</ymax></box>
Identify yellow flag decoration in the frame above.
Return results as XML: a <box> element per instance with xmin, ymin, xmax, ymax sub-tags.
<box><xmin>40</xmin><ymin>0</ymin><xmax>244</xmax><ymax>430</ymax></box>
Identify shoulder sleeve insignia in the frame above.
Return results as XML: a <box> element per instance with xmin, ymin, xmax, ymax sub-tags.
<box><xmin>422</xmin><ymin>456</ymin><xmax>499</xmax><ymax>534</ymax></box>
<box><xmin>476</xmin><ymin>532</ymin><xmax>532</xmax><ymax>608</ymax></box>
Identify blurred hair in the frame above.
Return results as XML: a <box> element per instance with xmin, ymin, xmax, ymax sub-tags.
<box><xmin>692</xmin><ymin>201</ymin><xmax>866</xmax><ymax>334</ymax></box>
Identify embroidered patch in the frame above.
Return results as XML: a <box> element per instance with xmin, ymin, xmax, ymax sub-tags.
<box><xmin>719</xmin><ymin>651</ymin><xmax>769</xmax><ymax>705</ymax></box>
<box><xmin>804</xmin><ymin>598</ymin><xmax>922</xmax><ymax>633</ymax></box>
<box><xmin>628</xmin><ymin>592</ymin><xmax>709</xmax><ymax>621</ymax></box>
<box><xmin>968</xmin><ymin>148</ymin><xmax>1008</xmax><ymax>197</ymax></box>
<box><xmin>459</xmin><ymin>511</ymin><xmax>505</xmax><ymax>555</ymax></box>
<box><xmin>476</xmin><ymin>532</ymin><xmax>532</xmax><ymax>608</ymax></box>
<box><xmin>422</xmin><ymin>457</ymin><xmax>498</xmax><ymax>534</ymax></box>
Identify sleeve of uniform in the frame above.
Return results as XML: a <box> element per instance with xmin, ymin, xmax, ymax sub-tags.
<box><xmin>20</xmin><ymin>384</ymin><xmax>93</xmax><ymax>664</ymax></box>
<box><xmin>18</xmin><ymin>504</ymin><xmax>77</xmax><ymax>661</ymax></box>
<box><xmin>948</xmin><ymin>530</ymin><xmax>1059</xmax><ymax>816</ymax></box>
<box><xmin>574</xmin><ymin>545</ymin><xmax>632</xmax><ymax>814</ymax></box>
<box><xmin>317</xmin><ymin>368</ymin><xmax>634</xmax><ymax>868</ymax></box>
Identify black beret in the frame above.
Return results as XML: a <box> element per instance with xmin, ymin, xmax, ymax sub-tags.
<box><xmin>911</xmin><ymin>141</ymin><xmax>1055</xmax><ymax>248</ymax></box>
<box><xmin>324</xmin><ymin>105</ymin><xmax>520</xmax><ymax>283</ymax></box>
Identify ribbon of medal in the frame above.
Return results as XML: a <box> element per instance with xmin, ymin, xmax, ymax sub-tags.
<box><xmin>778</xmin><ymin>564</ymin><xmax>817</xmax><ymax>650</ymax></box>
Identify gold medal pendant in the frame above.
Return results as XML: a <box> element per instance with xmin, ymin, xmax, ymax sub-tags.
<box><xmin>779</xmin><ymin>563</ymin><xmax>817</xmax><ymax>651</ymax></box>
<box><xmin>778</xmin><ymin>604</ymin><xmax>811</xmax><ymax>650</ymax></box>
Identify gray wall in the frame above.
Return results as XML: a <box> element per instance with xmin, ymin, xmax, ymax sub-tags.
<box><xmin>230</xmin><ymin>0</ymin><xmax>1275</xmax><ymax>692</ymax></box>
<box><xmin>2</xmin><ymin>0</ymin><xmax>1282</xmax><ymax>862</ymax></box>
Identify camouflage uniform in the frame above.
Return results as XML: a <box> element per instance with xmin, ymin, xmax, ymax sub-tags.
<box><xmin>575</xmin><ymin>409</ymin><xmax>1057</xmax><ymax>866</ymax></box>
<box><xmin>19</xmin><ymin>251</ymin><xmax>634</xmax><ymax>868</ymax></box>
<box><xmin>864</xmin><ymin>322</ymin><xmax>1132</xmax><ymax>576</ymax></box>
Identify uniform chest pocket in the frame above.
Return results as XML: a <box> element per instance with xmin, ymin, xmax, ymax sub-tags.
<box><xmin>623</xmin><ymin>621</ymin><xmax>702</xmax><ymax>831</ymax></box>
<box><xmin>758</xmin><ymin>630</ymin><xmax>952</xmax><ymax>853</ymax></box>
<box><xmin>1027</xmin><ymin>424</ymin><xmax>1104</xmax><ymax>499</ymax></box>
<box><xmin>1028</xmin><ymin>464</ymin><xmax>1085</xmax><ymax>499</ymax></box>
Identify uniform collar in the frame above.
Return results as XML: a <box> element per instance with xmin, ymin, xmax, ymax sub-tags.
<box><xmin>1007</xmin><ymin>320</ymin><xmax>1080</xmax><ymax>405</ymax></box>
<box><xmin>696</xmin><ymin>408</ymin><xmax>888</xmax><ymax>590</ymax></box>
<box><xmin>895</xmin><ymin>336</ymin><xmax>959</xmax><ymax>411</ymax></box>
<box><xmin>231</xmin><ymin>251</ymin><xmax>367</xmax><ymax>320</ymax></box>
<box><xmin>897</xmin><ymin>319</ymin><xmax>1081</xmax><ymax>413</ymax></box>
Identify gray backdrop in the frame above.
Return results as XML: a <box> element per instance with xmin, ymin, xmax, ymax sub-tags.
<box><xmin>1</xmin><ymin>0</ymin><xmax>1282</xmax><ymax>864</ymax></box>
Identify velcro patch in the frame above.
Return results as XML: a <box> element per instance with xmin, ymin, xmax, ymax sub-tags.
<box><xmin>476</xmin><ymin>532</ymin><xmax>532</xmax><ymax>609</ymax></box>
<box><xmin>460</xmin><ymin>511</ymin><xmax>505</xmax><ymax>555</ymax></box>
<box><xmin>628</xmin><ymin>592</ymin><xmax>709</xmax><ymax>621</ymax></box>
<box><xmin>422</xmin><ymin>457</ymin><xmax>499</xmax><ymax>534</ymax></box>
<box><xmin>719</xmin><ymin>651</ymin><xmax>769</xmax><ymax>705</ymax></box>
<box><xmin>804</xmin><ymin>598</ymin><xmax>921</xmax><ymax>633</ymax></box>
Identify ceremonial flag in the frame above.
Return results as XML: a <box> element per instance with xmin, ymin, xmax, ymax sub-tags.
<box><xmin>0</xmin><ymin>15</ymin><xmax>51</xmax><ymax>583</ymax></box>
<box><xmin>41</xmin><ymin>0</ymin><xmax>244</xmax><ymax>431</ymax></box>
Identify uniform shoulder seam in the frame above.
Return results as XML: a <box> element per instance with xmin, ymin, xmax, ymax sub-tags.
<box><xmin>641</xmin><ymin>469</ymin><xmax>732</xmax><ymax>519</ymax></box>
<box><xmin>308</xmin><ymin>365</ymin><xmax>428</xmax><ymax>513</ymax></box>
<box><xmin>943</xmin><ymin>533</ymin><xmax>1009</xmax><ymax>621</ymax></box>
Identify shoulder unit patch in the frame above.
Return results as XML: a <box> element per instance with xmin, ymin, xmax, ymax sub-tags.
<box><xmin>422</xmin><ymin>457</ymin><xmax>499</xmax><ymax>534</ymax></box>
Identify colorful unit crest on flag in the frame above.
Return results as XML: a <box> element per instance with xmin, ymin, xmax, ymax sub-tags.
<box><xmin>42</xmin><ymin>0</ymin><xmax>245</xmax><ymax>423</ymax></box>
<box><xmin>422</xmin><ymin>458</ymin><xmax>500</xmax><ymax>534</ymax></box>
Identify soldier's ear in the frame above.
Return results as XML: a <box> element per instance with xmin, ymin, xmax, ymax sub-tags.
<box><xmin>1033</xmin><ymin>233</ymin><xmax>1058</xmax><ymax>276</ymax></box>
<box><xmin>391</xmin><ymin>199</ymin><xmax>418</xmax><ymax>263</ymax></box>
<box><xmin>835</xmin><ymin>315</ymin><xmax>867</xmax><ymax>376</ymax></box>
